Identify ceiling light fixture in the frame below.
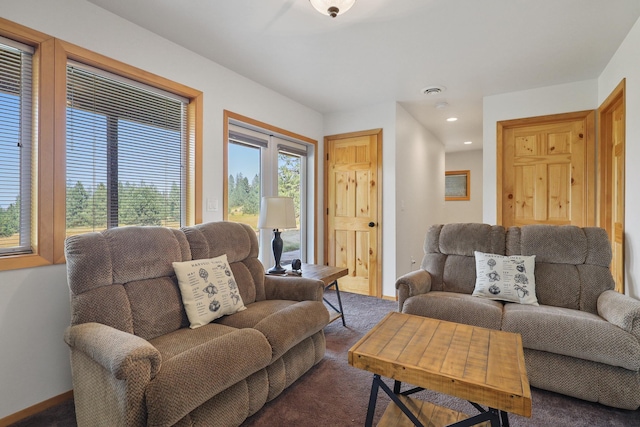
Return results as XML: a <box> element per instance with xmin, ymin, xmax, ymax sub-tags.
<box><xmin>309</xmin><ymin>0</ymin><xmax>356</xmax><ymax>18</ymax></box>
<box><xmin>446</xmin><ymin>117</ymin><xmax>458</xmax><ymax>122</ymax></box>
<box><xmin>464</xmin><ymin>141</ymin><xmax>473</xmax><ymax>145</ymax></box>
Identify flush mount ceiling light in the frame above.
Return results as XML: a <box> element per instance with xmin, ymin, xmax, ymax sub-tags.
<box><xmin>421</xmin><ymin>85</ymin><xmax>446</xmax><ymax>96</ymax></box>
<box><xmin>464</xmin><ymin>141</ymin><xmax>473</xmax><ymax>145</ymax></box>
<box><xmin>310</xmin><ymin>0</ymin><xmax>356</xmax><ymax>18</ymax></box>
<box><xmin>446</xmin><ymin>117</ymin><xmax>458</xmax><ymax>122</ymax></box>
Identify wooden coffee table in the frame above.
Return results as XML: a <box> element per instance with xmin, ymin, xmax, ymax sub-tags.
<box><xmin>348</xmin><ymin>312</ymin><xmax>532</xmax><ymax>426</ymax></box>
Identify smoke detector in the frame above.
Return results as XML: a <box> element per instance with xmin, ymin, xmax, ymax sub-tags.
<box><xmin>421</xmin><ymin>85</ymin><xmax>446</xmax><ymax>96</ymax></box>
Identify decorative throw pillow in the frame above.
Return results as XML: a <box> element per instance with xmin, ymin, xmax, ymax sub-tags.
<box><xmin>173</xmin><ymin>254</ymin><xmax>246</xmax><ymax>329</ymax></box>
<box><xmin>472</xmin><ymin>251</ymin><xmax>538</xmax><ymax>305</ymax></box>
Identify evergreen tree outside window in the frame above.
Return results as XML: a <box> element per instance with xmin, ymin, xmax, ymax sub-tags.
<box><xmin>65</xmin><ymin>62</ymin><xmax>187</xmax><ymax>236</ymax></box>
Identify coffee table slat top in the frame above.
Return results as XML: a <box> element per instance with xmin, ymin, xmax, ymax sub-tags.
<box><xmin>349</xmin><ymin>312</ymin><xmax>532</xmax><ymax>418</ymax></box>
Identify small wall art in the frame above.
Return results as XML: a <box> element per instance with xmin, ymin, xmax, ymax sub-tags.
<box><xmin>445</xmin><ymin>170</ymin><xmax>470</xmax><ymax>201</ymax></box>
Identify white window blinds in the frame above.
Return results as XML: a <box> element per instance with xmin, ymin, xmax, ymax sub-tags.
<box><xmin>66</xmin><ymin>62</ymin><xmax>187</xmax><ymax>236</ymax></box>
<box><xmin>0</xmin><ymin>38</ymin><xmax>33</xmax><ymax>255</ymax></box>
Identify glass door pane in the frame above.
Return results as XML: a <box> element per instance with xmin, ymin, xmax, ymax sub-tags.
<box><xmin>228</xmin><ymin>142</ymin><xmax>261</xmax><ymax>231</ymax></box>
<box><xmin>278</xmin><ymin>152</ymin><xmax>301</xmax><ymax>264</ymax></box>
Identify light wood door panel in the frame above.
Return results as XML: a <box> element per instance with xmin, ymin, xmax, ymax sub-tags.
<box><xmin>599</xmin><ymin>79</ymin><xmax>625</xmax><ymax>293</ymax></box>
<box><xmin>326</xmin><ymin>130</ymin><xmax>381</xmax><ymax>296</ymax></box>
<box><xmin>498</xmin><ymin>111</ymin><xmax>595</xmax><ymax>228</ymax></box>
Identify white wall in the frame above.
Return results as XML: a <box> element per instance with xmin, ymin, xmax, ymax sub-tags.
<box><xmin>323</xmin><ymin>102</ymin><xmax>398</xmax><ymax>297</ymax></box>
<box><xmin>395</xmin><ymin>105</ymin><xmax>445</xmax><ymax>278</ymax></box>
<box><xmin>323</xmin><ymin>103</ymin><xmax>446</xmax><ymax>297</ymax></box>
<box><xmin>482</xmin><ymin>79</ymin><xmax>598</xmax><ymax>223</ymax></box>
<box><xmin>598</xmin><ymin>15</ymin><xmax>640</xmax><ymax>299</ymax></box>
<box><xmin>483</xmin><ymin>12</ymin><xmax>640</xmax><ymax>300</ymax></box>
<box><xmin>444</xmin><ymin>150</ymin><xmax>483</xmax><ymax>223</ymax></box>
<box><xmin>0</xmin><ymin>0</ymin><xmax>323</xmax><ymax>419</ymax></box>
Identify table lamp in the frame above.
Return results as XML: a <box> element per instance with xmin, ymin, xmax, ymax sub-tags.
<box><xmin>258</xmin><ymin>196</ymin><xmax>297</xmax><ymax>274</ymax></box>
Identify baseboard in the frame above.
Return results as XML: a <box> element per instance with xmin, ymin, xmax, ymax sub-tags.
<box><xmin>0</xmin><ymin>390</ymin><xmax>73</xmax><ymax>427</ymax></box>
<box><xmin>382</xmin><ymin>295</ymin><xmax>397</xmax><ymax>302</ymax></box>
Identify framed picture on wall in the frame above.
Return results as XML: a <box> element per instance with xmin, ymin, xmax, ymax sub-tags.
<box><xmin>445</xmin><ymin>170</ymin><xmax>470</xmax><ymax>201</ymax></box>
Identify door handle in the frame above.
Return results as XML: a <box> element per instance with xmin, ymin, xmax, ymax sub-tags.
<box><xmin>368</xmin><ymin>222</ymin><xmax>375</xmax><ymax>228</ymax></box>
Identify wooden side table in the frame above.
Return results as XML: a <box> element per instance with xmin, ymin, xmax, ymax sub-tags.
<box><xmin>285</xmin><ymin>263</ymin><xmax>349</xmax><ymax>326</ymax></box>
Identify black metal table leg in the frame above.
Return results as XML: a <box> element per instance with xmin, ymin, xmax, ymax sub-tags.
<box><xmin>500</xmin><ymin>410</ymin><xmax>510</xmax><ymax>427</ymax></box>
<box><xmin>323</xmin><ymin>279</ymin><xmax>346</xmax><ymax>326</ymax></box>
<box><xmin>365</xmin><ymin>374</ymin><xmax>381</xmax><ymax>427</ymax></box>
<box><xmin>366</xmin><ymin>376</ymin><xmax>510</xmax><ymax>427</ymax></box>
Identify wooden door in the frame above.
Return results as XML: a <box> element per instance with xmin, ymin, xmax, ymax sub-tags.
<box><xmin>325</xmin><ymin>129</ymin><xmax>381</xmax><ymax>297</ymax></box>
<box><xmin>498</xmin><ymin>111</ymin><xmax>595</xmax><ymax>228</ymax></box>
<box><xmin>598</xmin><ymin>80</ymin><xmax>625</xmax><ymax>293</ymax></box>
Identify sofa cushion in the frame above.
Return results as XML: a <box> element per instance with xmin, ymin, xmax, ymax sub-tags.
<box><xmin>421</xmin><ymin>223</ymin><xmax>506</xmax><ymax>293</ymax></box>
<box><xmin>502</xmin><ymin>303</ymin><xmax>640</xmax><ymax>371</ymax></box>
<box><xmin>125</xmin><ymin>277</ymin><xmax>188</xmax><ymax>340</ymax></box>
<box><xmin>173</xmin><ymin>255</ymin><xmax>247</xmax><ymax>329</ymax></box>
<box><xmin>145</xmin><ymin>327</ymin><xmax>272</xmax><ymax>427</ymax></box>
<box><xmin>506</xmin><ymin>225</ymin><xmax>615</xmax><ymax>313</ymax></box>
<box><xmin>182</xmin><ymin>222</ymin><xmax>266</xmax><ymax>304</ymax></box>
<box><xmin>215</xmin><ymin>300</ymin><xmax>330</xmax><ymax>362</ymax></box>
<box><xmin>402</xmin><ymin>291</ymin><xmax>504</xmax><ymax>330</ymax></box>
<box><xmin>472</xmin><ymin>251</ymin><xmax>538</xmax><ymax>305</ymax></box>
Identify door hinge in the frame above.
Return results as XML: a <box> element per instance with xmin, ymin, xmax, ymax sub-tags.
<box><xmin>326</xmin><ymin>208</ymin><xmax>329</xmax><ymax>215</ymax></box>
<box><xmin>326</xmin><ymin>153</ymin><xmax>329</xmax><ymax>161</ymax></box>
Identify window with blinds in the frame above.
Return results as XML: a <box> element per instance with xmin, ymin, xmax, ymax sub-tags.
<box><xmin>0</xmin><ymin>38</ymin><xmax>33</xmax><ymax>255</ymax></box>
<box><xmin>66</xmin><ymin>62</ymin><xmax>187</xmax><ymax>236</ymax></box>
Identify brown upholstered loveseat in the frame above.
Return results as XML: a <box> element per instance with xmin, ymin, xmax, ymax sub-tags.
<box><xmin>395</xmin><ymin>223</ymin><xmax>640</xmax><ymax>410</ymax></box>
<box><xmin>64</xmin><ymin>221</ymin><xmax>329</xmax><ymax>426</ymax></box>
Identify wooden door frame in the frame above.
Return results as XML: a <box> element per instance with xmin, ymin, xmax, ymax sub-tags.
<box><xmin>323</xmin><ymin>128</ymin><xmax>383</xmax><ymax>298</ymax></box>
<box><xmin>597</xmin><ymin>79</ymin><xmax>625</xmax><ymax>292</ymax></box>
<box><xmin>496</xmin><ymin>110</ymin><xmax>596</xmax><ymax>226</ymax></box>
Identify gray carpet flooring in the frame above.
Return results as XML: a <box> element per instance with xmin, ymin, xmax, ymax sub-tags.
<box><xmin>10</xmin><ymin>290</ymin><xmax>640</xmax><ymax>426</ymax></box>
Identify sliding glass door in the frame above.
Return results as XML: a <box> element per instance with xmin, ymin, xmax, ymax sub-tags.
<box><xmin>226</xmin><ymin>121</ymin><xmax>311</xmax><ymax>267</ymax></box>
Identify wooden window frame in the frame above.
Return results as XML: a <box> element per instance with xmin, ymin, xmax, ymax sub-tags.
<box><xmin>0</xmin><ymin>18</ymin><xmax>54</xmax><ymax>271</ymax></box>
<box><xmin>445</xmin><ymin>170</ymin><xmax>471</xmax><ymax>201</ymax></box>
<box><xmin>0</xmin><ymin>17</ymin><xmax>203</xmax><ymax>270</ymax></box>
<box><xmin>52</xmin><ymin>40</ymin><xmax>203</xmax><ymax>263</ymax></box>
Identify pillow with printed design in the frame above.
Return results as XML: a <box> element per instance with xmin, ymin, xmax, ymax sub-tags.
<box><xmin>472</xmin><ymin>251</ymin><xmax>538</xmax><ymax>306</ymax></box>
<box><xmin>173</xmin><ymin>254</ymin><xmax>246</xmax><ymax>329</ymax></box>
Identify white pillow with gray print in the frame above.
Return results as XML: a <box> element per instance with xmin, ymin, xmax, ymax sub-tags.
<box><xmin>472</xmin><ymin>251</ymin><xmax>538</xmax><ymax>306</ymax></box>
<box><xmin>173</xmin><ymin>254</ymin><xmax>246</xmax><ymax>329</ymax></box>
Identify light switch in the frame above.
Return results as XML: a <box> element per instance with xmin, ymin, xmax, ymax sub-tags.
<box><xmin>206</xmin><ymin>198</ymin><xmax>219</xmax><ymax>212</ymax></box>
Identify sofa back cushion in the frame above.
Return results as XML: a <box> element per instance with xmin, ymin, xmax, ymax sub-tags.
<box><xmin>65</xmin><ymin>226</ymin><xmax>192</xmax><ymax>340</ymax></box>
<box><xmin>182</xmin><ymin>221</ymin><xmax>266</xmax><ymax>304</ymax></box>
<box><xmin>421</xmin><ymin>223</ymin><xmax>506</xmax><ymax>294</ymax></box>
<box><xmin>506</xmin><ymin>225</ymin><xmax>614</xmax><ymax>314</ymax></box>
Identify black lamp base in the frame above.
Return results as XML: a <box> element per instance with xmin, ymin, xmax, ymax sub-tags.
<box><xmin>267</xmin><ymin>229</ymin><xmax>286</xmax><ymax>274</ymax></box>
<box><xmin>267</xmin><ymin>266</ymin><xmax>287</xmax><ymax>275</ymax></box>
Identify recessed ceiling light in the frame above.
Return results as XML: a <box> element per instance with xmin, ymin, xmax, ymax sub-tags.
<box><xmin>464</xmin><ymin>141</ymin><xmax>473</xmax><ymax>145</ymax></box>
<box><xmin>446</xmin><ymin>117</ymin><xmax>458</xmax><ymax>122</ymax></box>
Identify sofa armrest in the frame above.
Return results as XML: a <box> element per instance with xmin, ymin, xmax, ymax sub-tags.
<box><xmin>64</xmin><ymin>322</ymin><xmax>161</xmax><ymax>380</ymax></box>
<box><xmin>264</xmin><ymin>275</ymin><xmax>325</xmax><ymax>302</ymax></box>
<box><xmin>395</xmin><ymin>270</ymin><xmax>432</xmax><ymax>312</ymax></box>
<box><xmin>598</xmin><ymin>290</ymin><xmax>640</xmax><ymax>339</ymax></box>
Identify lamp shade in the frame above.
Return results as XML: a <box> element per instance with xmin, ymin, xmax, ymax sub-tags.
<box><xmin>258</xmin><ymin>197</ymin><xmax>297</xmax><ymax>230</ymax></box>
<box><xmin>309</xmin><ymin>0</ymin><xmax>356</xmax><ymax>18</ymax></box>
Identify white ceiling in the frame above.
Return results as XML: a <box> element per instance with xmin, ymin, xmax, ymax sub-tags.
<box><xmin>86</xmin><ymin>0</ymin><xmax>640</xmax><ymax>152</ymax></box>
